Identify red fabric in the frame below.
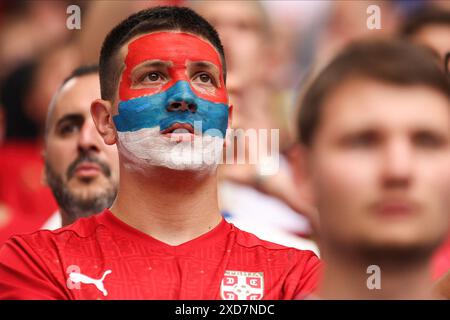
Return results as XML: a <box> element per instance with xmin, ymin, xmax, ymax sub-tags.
<box><xmin>0</xmin><ymin>209</ymin><xmax>321</xmax><ymax>300</ymax></box>
<box><xmin>0</xmin><ymin>141</ymin><xmax>57</xmax><ymax>245</ymax></box>
<box><xmin>432</xmin><ymin>234</ymin><xmax>450</xmax><ymax>280</ymax></box>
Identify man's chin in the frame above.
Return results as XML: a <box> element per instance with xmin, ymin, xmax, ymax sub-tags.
<box><xmin>117</xmin><ymin>128</ymin><xmax>224</xmax><ymax>173</ymax></box>
<box><xmin>66</xmin><ymin>181</ymin><xmax>112</xmax><ymax>199</ymax></box>
<box><xmin>353</xmin><ymin>234</ymin><xmax>442</xmax><ymax>262</ymax></box>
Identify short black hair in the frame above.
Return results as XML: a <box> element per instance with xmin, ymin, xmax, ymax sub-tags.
<box><xmin>297</xmin><ymin>39</ymin><xmax>450</xmax><ymax>146</ymax></box>
<box><xmin>401</xmin><ymin>7</ymin><xmax>450</xmax><ymax>37</ymax></box>
<box><xmin>99</xmin><ymin>6</ymin><xmax>226</xmax><ymax>101</ymax></box>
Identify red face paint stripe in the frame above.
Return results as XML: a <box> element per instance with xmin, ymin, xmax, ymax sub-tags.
<box><xmin>119</xmin><ymin>32</ymin><xmax>227</xmax><ymax>104</ymax></box>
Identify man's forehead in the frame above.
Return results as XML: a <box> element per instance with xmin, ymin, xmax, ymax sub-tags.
<box><xmin>119</xmin><ymin>31</ymin><xmax>221</xmax><ymax>66</ymax></box>
<box><xmin>320</xmin><ymin>79</ymin><xmax>450</xmax><ymax>132</ymax></box>
<box><xmin>51</xmin><ymin>75</ymin><xmax>99</xmax><ymax>124</ymax></box>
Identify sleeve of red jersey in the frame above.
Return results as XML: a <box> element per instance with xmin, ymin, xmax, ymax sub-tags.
<box><xmin>0</xmin><ymin>235</ymin><xmax>68</xmax><ymax>299</ymax></box>
<box><xmin>284</xmin><ymin>250</ymin><xmax>322</xmax><ymax>299</ymax></box>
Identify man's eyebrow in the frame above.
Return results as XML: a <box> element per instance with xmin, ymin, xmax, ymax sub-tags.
<box><xmin>132</xmin><ymin>60</ymin><xmax>172</xmax><ymax>71</ymax></box>
<box><xmin>189</xmin><ymin>61</ymin><xmax>219</xmax><ymax>70</ymax></box>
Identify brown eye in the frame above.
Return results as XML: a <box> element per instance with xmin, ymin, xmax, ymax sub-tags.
<box><xmin>145</xmin><ymin>72</ymin><xmax>162</xmax><ymax>82</ymax></box>
<box><xmin>199</xmin><ymin>73</ymin><xmax>211</xmax><ymax>83</ymax></box>
<box><xmin>193</xmin><ymin>72</ymin><xmax>214</xmax><ymax>86</ymax></box>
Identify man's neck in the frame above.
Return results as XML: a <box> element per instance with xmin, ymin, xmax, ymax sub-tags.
<box><xmin>318</xmin><ymin>245</ymin><xmax>438</xmax><ymax>299</ymax></box>
<box><xmin>110</xmin><ymin>165</ymin><xmax>222</xmax><ymax>246</ymax></box>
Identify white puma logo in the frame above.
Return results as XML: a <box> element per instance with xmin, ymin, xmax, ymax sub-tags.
<box><xmin>68</xmin><ymin>269</ymin><xmax>112</xmax><ymax>296</ymax></box>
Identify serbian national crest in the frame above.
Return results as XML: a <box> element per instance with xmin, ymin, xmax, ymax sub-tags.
<box><xmin>220</xmin><ymin>270</ymin><xmax>264</xmax><ymax>300</ymax></box>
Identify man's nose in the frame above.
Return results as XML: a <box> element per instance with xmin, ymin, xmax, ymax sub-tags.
<box><xmin>381</xmin><ymin>138</ymin><xmax>413</xmax><ymax>188</ymax></box>
<box><xmin>167</xmin><ymin>100</ymin><xmax>197</xmax><ymax>113</ymax></box>
<box><xmin>166</xmin><ymin>82</ymin><xmax>198</xmax><ymax>113</ymax></box>
<box><xmin>78</xmin><ymin>121</ymin><xmax>101</xmax><ymax>153</ymax></box>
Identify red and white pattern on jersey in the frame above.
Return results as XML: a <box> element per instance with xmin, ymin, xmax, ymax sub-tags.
<box><xmin>221</xmin><ymin>270</ymin><xmax>264</xmax><ymax>300</ymax></box>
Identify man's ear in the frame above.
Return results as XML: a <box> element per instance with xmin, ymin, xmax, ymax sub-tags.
<box><xmin>91</xmin><ymin>99</ymin><xmax>117</xmax><ymax>145</ymax></box>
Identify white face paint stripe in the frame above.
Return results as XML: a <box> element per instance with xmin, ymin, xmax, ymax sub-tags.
<box><xmin>117</xmin><ymin>127</ymin><xmax>224</xmax><ymax>172</ymax></box>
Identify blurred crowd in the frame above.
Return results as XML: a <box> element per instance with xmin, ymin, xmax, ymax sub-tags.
<box><xmin>0</xmin><ymin>0</ymin><xmax>449</xmax><ymax>294</ymax></box>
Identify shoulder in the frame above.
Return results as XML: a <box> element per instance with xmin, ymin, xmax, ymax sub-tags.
<box><xmin>3</xmin><ymin>211</ymin><xmax>106</xmax><ymax>255</ymax></box>
<box><xmin>231</xmin><ymin>224</ymin><xmax>320</xmax><ymax>262</ymax></box>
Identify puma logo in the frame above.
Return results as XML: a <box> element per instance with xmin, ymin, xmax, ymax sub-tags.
<box><xmin>68</xmin><ymin>268</ymin><xmax>112</xmax><ymax>296</ymax></box>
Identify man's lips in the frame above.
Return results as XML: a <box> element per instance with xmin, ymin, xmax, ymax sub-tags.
<box><xmin>160</xmin><ymin>123</ymin><xmax>197</xmax><ymax>142</ymax></box>
<box><xmin>372</xmin><ymin>199</ymin><xmax>418</xmax><ymax>217</ymax></box>
<box><xmin>73</xmin><ymin>162</ymin><xmax>101</xmax><ymax>178</ymax></box>
<box><xmin>160</xmin><ymin>122</ymin><xmax>195</xmax><ymax>134</ymax></box>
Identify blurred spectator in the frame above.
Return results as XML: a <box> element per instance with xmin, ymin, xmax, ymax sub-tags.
<box><xmin>191</xmin><ymin>0</ymin><xmax>318</xmax><ymax>252</ymax></box>
<box><xmin>294</xmin><ymin>39</ymin><xmax>450</xmax><ymax>299</ymax></box>
<box><xmin>313</xmin><ymin>1</ymin><xmax>400</xmax><ymax>69</ymax></box>
<box><xmin>0</xmin><ymin>139</ymin><xmax>58</xmax><ymax>245</ymax></box>
<box><xmin>400</xmin><ymin>6</ymin><xmax>450</xmax><ymax>281</ymax></box>
<box><xmin>0</xmin><ymin>0</ymin><xmax>72</xmax><ymax>82</ymax></box>
<box><xmin>0</xmin><ymin>38</ymin><xmax>80</xmax><ymax>246</ymax></box>
<box><xmin>76</xmin><ymin>0</ymin><xmax>184</xmax><ymax>65</ymax></box>
<box><xmin>24</xmin><ymin>42</ymin><xmax>81</xmax><ymax>136</ymax></box>
<box><xmin>1</xmin><ymin>61</ymin><xmax>38</xmax><ymax>139</ymax></box>
<box><xmin>400</xmin><ymin>8</ymin><xmax>450</xmax><ymax>63</ymax></box>
<box><xmin>261</xmin><ymin>1</ymin><xmax>329</xmax><ymax>90</ymax></box>
<box><xmin>42</xmin><ymin>66</ymin><xmax>119</xmax><ymax>229</ymax></box>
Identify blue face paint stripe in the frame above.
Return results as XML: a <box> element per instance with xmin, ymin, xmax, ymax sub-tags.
<box><xmin>113</xmin><ymin>81</ymin><xmax>229</xmax><ymax>138</ymax></box>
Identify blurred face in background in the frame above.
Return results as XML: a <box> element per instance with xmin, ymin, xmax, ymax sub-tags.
<box><xmin>25</xmin><ymin>44</ymin><xmax>80</xmax><ymax>133</ymax></box>
<box><xmin>410</xmin><ymin>23</ymin><xmax>450</xmax><ymax>62</ymax></box>
<box><xmin>193</xmin><ymin>1</ymin><xmax>270</xmax><ymax>110</ymax></box>
<box><xmin>303</xmin><ymin>78</ymin><xmax>450</xmax><ymax>256</ymax></box>
<box><xmin>44</xmin><ymin>74</ymin><xmax>119</xmax><ymax>220</ymax></box>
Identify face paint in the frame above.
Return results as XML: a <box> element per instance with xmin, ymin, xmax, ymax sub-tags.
<box><xmin>117</xmin><ymin>127</ymin><xmax>224</xmax><ymax>172</ymax></box>
<box><xmin>114</xmin><ymin>81</ymin><xmax>228</xmax><ymax>137</ymax></box>
<box><xmin>118</xmin><ymin>32</ymin><xmax>227</xmax><ymax>103</ymax></box>
<box><xmin>113</xmin><ymin>32</ymin><xmax>229</xmax><ymax>172</ymax></box>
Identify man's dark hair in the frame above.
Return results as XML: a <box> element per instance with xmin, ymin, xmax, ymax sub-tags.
<box><xmin>99</xmin><ymin>6</ymin><xmax>226</xmax><ymax>101</ymax></box>
<box><xmin>297</xmin><ymin>39</ymin><xmax>450</xmax><ymax>146</ymax></box>
<box><xmin>62</xmin><ymin>64</ymin><xmax>99</xmax><ymax>87</ymax></box>
<box><xmin>400</xmin><ymin>8</ymin><xmax>450</xmax><ymax>37</ymax></box>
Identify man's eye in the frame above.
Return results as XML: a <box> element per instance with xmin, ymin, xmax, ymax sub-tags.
<box><xmin>143</xmin><ymin>72</ymin><xmax>164</xmax><ymax>83</ymax></box>
<box><xmin>413</xmin><ymin>132</ymin><xmax>446</xmax><ymax>148</ymax></box>
<box><xmin>58</xmin><ymin>123</ymin><xmax>78</xmax><ymax>136</ymax></box>
<box><xmin>343</xmin><ymin>132</ymin><xmax>379</xmax><ymax>148</ymax></box>
<box><xmin>193</xmin><ymin>72</ymin><xmax>214</xmax><ymax>85</ymax></box>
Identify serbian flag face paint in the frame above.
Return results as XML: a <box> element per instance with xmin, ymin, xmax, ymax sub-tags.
<box><xmin>113</xmin><ymin>31</ymin><xmax>229</xmax><ymax>138</ymax></box>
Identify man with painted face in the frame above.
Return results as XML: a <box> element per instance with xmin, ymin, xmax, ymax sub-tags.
<box><xmin>0</xmin><ymin>7</ymin><xmax>320</xmax><ymax>300</ymax></box>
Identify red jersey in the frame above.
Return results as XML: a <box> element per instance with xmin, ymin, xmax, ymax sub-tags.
<box><xmin>0</xmin><ymin>141</ymin><xmax>57</xmax><ymax>245</ymax></box>
<box><xmin>0</xmin><ymin>209</ymin><xmax>320</xmax><ymax>300</ymax></box>
<box><xmin>432</xmin><ymin>234</ymin><xmax>450</xmax><ymax>280</ymax></box>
